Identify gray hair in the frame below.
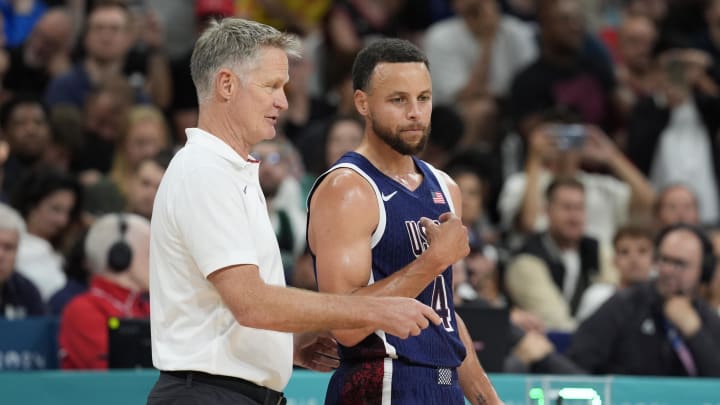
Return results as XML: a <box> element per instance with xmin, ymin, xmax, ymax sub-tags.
<box><xmin>190</xmin><ymin>18</ymin><xmax>302</xmax><ymax>103</ymax></box>
<box><xmin>85</xmin><ymin>213</ymin><xmax>150</xmax><ymax>274</ymax></box>
<box><xmin>0</xmin><ymin>203</ymin><xmax>25</xmax><ymax>235</ymax></box>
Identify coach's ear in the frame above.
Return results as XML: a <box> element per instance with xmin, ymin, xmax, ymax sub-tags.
<box><xmin>215</xmin><ymin>68</ymin><xmax>236</xmax><ymax>101</ymax></box>
<box><xmin>354</xmin><ymin>89</ymin><xmax>369</xmax><ymax>117</ymax></box>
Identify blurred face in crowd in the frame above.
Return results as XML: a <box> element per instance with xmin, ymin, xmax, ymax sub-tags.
<box><xmin>540</xmin><ymin>0</ymin><xmax>585</xmax><ymax>54</ymax></box>
<box><xmin>124</xmin><ymin>118</ymin><xmax>168</xmax><ymax>169</ymax></box>
<box><xmin>5</xmin><ymin>102</ymin><xmax>51</xmax><ymax>160</ymax></box>
<box><xmin>465</xmin><ymin>251</ymin><xmax>498</xmax><ymax>297</ymax></box>
<box><xmin>325</xmin><ymin>119</ymin><xmax>363</xmax><ymax>167</ymax></box>
<box><xmin>85</xmin><ymin>5</ymin><xmax>132</xmax><ymax>64</ymax></box>
<box><xmin>655</xmin><ymin>229</ymin><xmax>703</xmax><ymax>298</ymax></box>
<box><xmin>656</xmin><ymin>185</ymin><xmax>699</xmax><ymax>227</ymax></box>
<box><xmin>626</xmin><ymin>0</ymin><xmax>668</xmax><ymax>23</ymax></box>
<box><xmin>127</xmin><ymin>159</ymin><xmax>165</xmax><ymax>219</ymax></box>
<box><xmin>614</xmin><ymin>236</ymin><xmax>654</xmax><ymax>286</ymax></box>
<box><xmin>454</xmin><ymin>171</ymin><xmax>483</xmax><ymax>226</ymax></box>
<box><xmin>618</xmin><ymin>15</ymin><xmax>657</xmax><ymax>73</ymax></box>
<box><xmin>253</xmin><ymin>141</ymin><xmax>288</xmax><ymax>199</ymax></box>
<box><xmin>453</xmin><ymin>0</ymin><xmax>500</xmax><ymax>38</ymax></box>
<box><xmin>357</xmin><ymin>62</ymin><xmax>432</xmax><ymax>156</ymax></box>
<box><xmin>547</xmin><ymin>185</ymin><xmax>585</xmax><ymax>247</ymax></box>
<box><xmin>24</xmin><ymin>9</ymin><xmax>73</xmax><ymax>67</ymax></box>
<box><xmin>86</xmin><ymin>91</ymin><xmax>127</xmax><ymax>141</ymax></box>
<box><xmin>0</xmin><ymin>228</ymin><xmax>19</xmax><ymax>284</ymax></box>
<box><xmin>26</xmin><ymin>190</ymin><xmax>76</xmax><ymax>240</ymax></box>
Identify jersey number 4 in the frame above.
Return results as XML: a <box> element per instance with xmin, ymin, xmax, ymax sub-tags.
<box><xmin>431</xmin><ymin>275</ymin><xmax>454</xmax><ymax>332</ymax></box>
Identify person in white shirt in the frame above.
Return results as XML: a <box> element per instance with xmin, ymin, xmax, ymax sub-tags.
<box><xmin>423</xmin><ymin>0</ymin><xmax>537</xmax><ymax>147</ymax></box>
<box><xmin>497</xmin><ymin>119</ymin><xmax>656</xmax><ymax>250</ymax></box>
<box><xmin>146</xmin><ymin>18</ymin><xmax>441</xmax><ymax>405</ymax></box>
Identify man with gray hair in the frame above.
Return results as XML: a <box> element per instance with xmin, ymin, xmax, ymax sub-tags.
<box><xmin>58</xmin><ymin>213</ymin><xmax>151</xmax><ymax>369</ymax></box>
<box><xmin>0</xmin><ymin>203</ymin><xmax>44</xmax><ymax>319</ymax></box>
<box><xmin>147</xmin><ymin>18</ymin><xmax>442</xmax><ymax>405</ymax></box>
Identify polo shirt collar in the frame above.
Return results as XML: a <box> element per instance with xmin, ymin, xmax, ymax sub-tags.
<box><xmin>185</xmin><ymin>128</ymin><xmax>260</xmax><ymax>168</ymax></box>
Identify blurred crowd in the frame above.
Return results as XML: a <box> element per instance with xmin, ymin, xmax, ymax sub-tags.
<box><xmin>1</xmin><ymin>0</ymin><xmax>720</xmax><ymax>377</ymax></box>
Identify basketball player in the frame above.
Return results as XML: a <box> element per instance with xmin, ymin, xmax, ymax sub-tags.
<box><xmin>308</xmin><ymin>39</ymin><xmax>501</xmax><ymax>404</ymax></box>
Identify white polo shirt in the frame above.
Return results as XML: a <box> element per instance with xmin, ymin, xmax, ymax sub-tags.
<box><xmin>149</xmin><ymin>128</ymin><xmax>292</xmax><ymax>391</ymax></box>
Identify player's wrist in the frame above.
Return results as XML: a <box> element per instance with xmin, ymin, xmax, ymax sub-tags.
<box><xmin>420</xmin><ymin>247</ymin><xmax>452</xmax><ymax>273</ymax></box>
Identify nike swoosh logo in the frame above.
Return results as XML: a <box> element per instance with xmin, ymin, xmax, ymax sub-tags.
<box><xmin>381</xmin><ymin>191</ymin><xmax>398</xmax><ymax>202</ymax></box>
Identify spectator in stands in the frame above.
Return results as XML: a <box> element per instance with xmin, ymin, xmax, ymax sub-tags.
<box><xmin>0</xmin><ymin>94</ymin><xmax>52</xmax><ymax>195</ymax></box>
<box><xmin>459</xmin><ymin>239</ymin><xmax>548</xmax><ymax>334</ymax></box>
<box><xmin>84</xmin><ymin>150</ymin><xmax>171</xmax><ymax>223</ymax></box>
<box><xmin>497</xmin><ymin>116</ymin><xmax>655</xmax><ymax>249</ymax></box>
<box><xmin>453</xmin><ymin>254</ymin><xmax>584</xmax><ymax>375</ymax></box>
<box><xmin>653</xmin><ymin>183</ymin><xmax>700</xmax><ymax>229</ymax></box>
<box><xmin>447</xmin><ymin>165</ymin><xmax>498</xmax><ymax>249</ymax></box>
<box><xmin>626</xmin><ymin>36</ymin><xmax>720</xmax><ymax>226</ymax></box>
<box><xmin>509</xmin><ymin>0</ymin><xmax>619</xmax><ymax>138</ymax></box>
<box><xmin>614</xmin><ymin>14</ymin><xmax>660</xmax><ymax>128</ymax></box>
<box><xmin>576</xmin><ymin>223</ymin><xmax>655</xmax><ymax>321</ymax></box>
<box><xmin>44</xmin><ymin>2</ymin><xmax>143</xmax><ymax>107</ymax></box>
<box><xmin>0</xmin><ymin>203</ymin><xmax>44</xmax><ymax>319</ymax></box>
<box><xmin>1</xmin><ymin>0</ymin><xmax>47</xmax><ymax>48</ymax></box>
<box><xmin>59</xmin><ymin>213</ymin><xmax>151</xmax><ymax>370</ymax></box>
<box><xmin>48</xmin><ymin>231</ymin><xmax>89</xmax><ymax>315</ymax></box>
<box><xmin>505</xmin><ymin>177</ymin><xmax>617</xmax><ymax>331</ymax></box>
<box><xmin>417</xmin><ymin>105</ymin><xmax>464</xmax><ymax>171</ymax></box>
<box><xmin>282</xmin><ymin>47</ymin><xmax>334</xmax><ymax>143</ymax></box>
<box><xmin>424</xmin><ymin>0</ymin><xmax>537</xmax><ymax>147</ymax></box>
<box><xmin>125</xmin><ymin>0</ymin><xmax>172</xmax><ymax>110</ymax></box>
<box><xmin>4</xmin><ymin>7</ymin><xmax>74</xmax><ymax>99</ymax></box>
<box><xmin>124</xmin><ymin>150</ymin><xmax>172</xmax><ymax>220</ymax></box>
<box><xmin>252</xmin><ymin>139</ymin><xmax>307</xmax><ymax>276</ymax></box>
<box><xmin>299</xmin><ymin>114</ymin><xmax>364</xmax><ymax>198</ymax></box>
<box><xmin>10</xmin><ymin>166</ymin><xmax>82</xmax><ymax>302</ymax></box>
<box><xmin>82</xmin><ymin>106</ymin><xmax>170</xmax><ymax>217</ymax></box>
<box><xmin>71</xmin><ymin>76</ymin><xmax>134</xmax><ymax>183</ymax></box>
<box><xmin>44</xmin><ymin>104</ymin><xmax>84</xmax><ymax>172</ymax></box>
<box><xmin>568</xmin><ymin>224</ymin><xmax>720</xmax><ymax>376</ymax></box>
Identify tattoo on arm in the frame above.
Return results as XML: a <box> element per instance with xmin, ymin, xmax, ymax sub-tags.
<box><xmin>476</xmin><ymin>394</ymin><xmax>487</xmax><ymax>405</ymax></box>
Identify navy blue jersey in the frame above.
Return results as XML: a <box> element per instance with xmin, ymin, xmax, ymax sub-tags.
<box><xmin>309</xmin><ymin>152</ymin><xmax>466</xmax><ymax>368</ymax></box>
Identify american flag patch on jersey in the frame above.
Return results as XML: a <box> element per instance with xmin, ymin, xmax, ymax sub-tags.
<box><xmin>432</xmin><ymin>191</ymin><xmax>445</xmax><ymax>204</ymax></box>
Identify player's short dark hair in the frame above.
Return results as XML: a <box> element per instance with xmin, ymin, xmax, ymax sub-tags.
<box><xmin>613</xmin><ymin>223</ymin><xmax>655</xmax><ymax>248</ymax></box>
<box><xmin>352</xmin><ymin>38</ymin><xmax>429</xmax><ymax>92</ymax></box>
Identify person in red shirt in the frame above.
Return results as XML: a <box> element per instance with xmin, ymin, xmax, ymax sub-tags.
<box><xmin>59</xmin><ymin>212</ymin><xmax>150</xmax><ymax>369</ymax></box>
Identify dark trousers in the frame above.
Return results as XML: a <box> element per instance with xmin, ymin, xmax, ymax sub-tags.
<box><xmin>147</xmin><ymin>371</ymin><xmax>286</xmax><ymax>405</ymax></box>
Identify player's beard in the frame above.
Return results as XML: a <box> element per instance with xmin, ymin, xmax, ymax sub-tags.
<box><xmin>371</xmin><ymin>117</ymin><xmax>430</xmax><ymax>156</ymax></box>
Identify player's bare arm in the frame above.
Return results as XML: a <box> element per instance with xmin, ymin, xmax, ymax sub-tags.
<box><xmin>309</xmin><ymin>167</ymin><xmax>468</xmax><ymax>346</ymax></box>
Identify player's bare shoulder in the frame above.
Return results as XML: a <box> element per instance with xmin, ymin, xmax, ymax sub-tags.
<box><xmin>309</xmin><ymin>167</ymin><xmax>377</xmax><ymax>212</ymax></box>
